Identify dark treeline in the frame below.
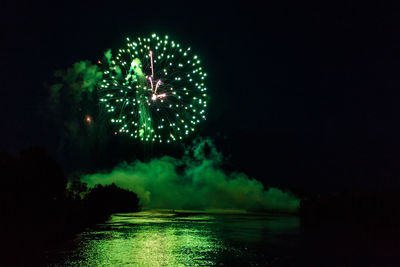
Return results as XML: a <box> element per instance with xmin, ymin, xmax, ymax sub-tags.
<box><xmin>0</xmin><ymin>147</ymin><xmax>140</xmax><ymax>265</ymax></box>
<box><xmin>2</xmin><ymin>147</ymin><xmax>400</xmax><ymax>265</ymax></box>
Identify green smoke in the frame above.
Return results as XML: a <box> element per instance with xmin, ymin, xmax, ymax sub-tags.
<box><xmin>104</xmin><ymin>49</ymin><xmax>112</xmax><ymax>65</ymax></box>
<box><xmin>50</xmin><ymin>61</ymin><xmax>102</xmax><ymax>102</ymax></box>
<box><xmin>82</xmin><ymin>139</ymin><xmax>300</xmax><ymax>213</ymax></box>
<box><xmin>47</xmin><ymin>57</ymin><xmax>110</xmax><ymax>169</ymax></box>
<box><xmin>48</xmin><ymin>60</ymin><xmax>103</xmax><ymax>143</ymax></box>
<box><xmin>130</xmin><ymin>58</ymin><xmax>153</xmax><ymax>139</ymax></box>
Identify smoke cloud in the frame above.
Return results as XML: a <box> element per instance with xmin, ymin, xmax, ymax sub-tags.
<box><xmin>50</xmin><ymin>60</ymin><xmax>102</xmax><ymax>103</ymax></box>
<box><xmin>82</xmin><ymin>138</ymin><xmax>300</xmax><ymax>213</ymax></box>
<box><xmin>104</xmin><ymin>49</ymin><xmax>112</xmax><ymax>65</ymax></box>
<box><xmin>48</xmin><ymin>59</ymin><xmax>299</xmax><ymax>213</ymax></box>
<box><xmin>47</xmin><ymin>59</ymin><xmax>112</xmax><ymax>170</ymax></box>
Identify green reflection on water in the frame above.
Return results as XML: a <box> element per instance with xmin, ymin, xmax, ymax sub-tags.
<box><xmin>58</xmin><ymin>211</ymin><xmax>300</xmax><ymax>266</ymax></box>
<box><xmin>64</xmin><ymin>212</ymin><xmax>223</xmax><ymax>266</ymax></box>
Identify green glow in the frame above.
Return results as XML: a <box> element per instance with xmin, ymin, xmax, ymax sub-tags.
<box><xmin>59</xmin><ymin>211</ymin><xmax>300</xmax><ymax>266</ymax></box>
<box><xmin>97</xmin><ymin>34</ymin><xmax>208</xmax><ymax>142</ymax></box>
<box><xmin>82</xmin><ymin>138</ymin><xmax>300</xmax><ymax>212</ymax></box>
<box><xmin>62</xmin><ymin>212</ymin><xmax>221</xmax><ymax>266</ymax></box>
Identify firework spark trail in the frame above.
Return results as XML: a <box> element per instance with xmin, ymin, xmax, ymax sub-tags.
<box><xmin>149</xmin><ymin>50</ymin><xmax>154</xmax><ymax>78</ymax></box>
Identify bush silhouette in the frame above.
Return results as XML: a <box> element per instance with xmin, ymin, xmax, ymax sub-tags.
<box><xmin>0</xmin><ymin>147</ymin><xmax>141</xmax><ymax>265</ymax></box>
<box><xmin>86</xmin><ymin>183</ymin><xmax>140</xmax><ymax>218</ymax></box>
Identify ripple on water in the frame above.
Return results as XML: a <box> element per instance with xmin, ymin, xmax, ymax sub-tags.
<box><xmin>51</xmin><ymin>210</ymin><xmax>300</xmax><ymax>266</ymax></box>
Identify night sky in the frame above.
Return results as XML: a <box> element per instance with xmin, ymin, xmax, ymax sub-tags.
<box><xmin>1</xmin><ymin>1</ymin><xmax>399</xmax><ymax>193</ymax></box>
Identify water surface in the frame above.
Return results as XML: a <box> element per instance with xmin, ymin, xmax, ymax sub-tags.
<box><xmin>47</xmin><ymin>210</ymin><xmax>300</xmax><ymax>266</ymax></box>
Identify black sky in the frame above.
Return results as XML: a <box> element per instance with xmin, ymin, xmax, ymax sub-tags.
<box><xmin>1</xmin><ymin>0</ymin><xmax>400</xmax><ymax>192</ymax></box>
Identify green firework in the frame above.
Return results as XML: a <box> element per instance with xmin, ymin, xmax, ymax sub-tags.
<box><xmin>97</xmin><ymin>33</ymin><xmax>208</xmax><ymax>143</ymax></box>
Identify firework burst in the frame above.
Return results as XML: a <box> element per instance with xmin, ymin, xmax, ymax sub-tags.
<box><xmin>97</xmin><ymin>33</ymin><xmax>208</xmax><ymax>143</ymax></box>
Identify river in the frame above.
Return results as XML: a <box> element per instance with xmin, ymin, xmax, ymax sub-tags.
<box><xmin>43</xmin><ymin>209</ymin><xmax>399</xmax><ymax>266</ymax></box>
<box><xmin>45</xmin><ymin>210</ymin><xmax>300</xmax><ymax>266</ymax></box>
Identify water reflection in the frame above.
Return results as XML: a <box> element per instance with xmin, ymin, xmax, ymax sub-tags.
<box><xmin>55</xmin><ymin>211</ymin><xmax>300</xmax><ymax>266</ymax></box>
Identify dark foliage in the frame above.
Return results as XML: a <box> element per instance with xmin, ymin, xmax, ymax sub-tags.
<box><xmin>0</xmin><ymin>148</ymin><xmax>140</xmax><ymax>266</ymax></box>
<box><xmin>86</xmin><ymin>183</ymin><xmax>140</xmax><ymax>216</ymax></box>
